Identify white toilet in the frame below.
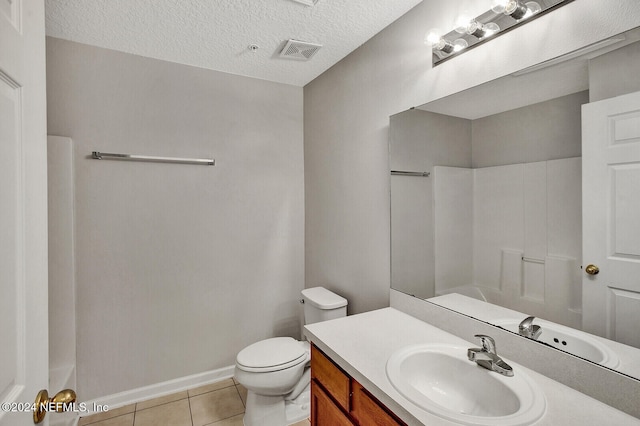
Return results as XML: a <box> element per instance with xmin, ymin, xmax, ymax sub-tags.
<box><xmin>234</xmin><ymin>286</ymin><xmax>347</xmax><ymax>426</ymax></box>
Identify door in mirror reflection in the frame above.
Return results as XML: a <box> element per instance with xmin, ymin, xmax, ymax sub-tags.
<box><xmin>582</xmin><ymin>90</ymin><xmax>640</xmax><ymax>349</ymax></box>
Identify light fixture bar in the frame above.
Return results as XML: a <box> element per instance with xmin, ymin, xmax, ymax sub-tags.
<box><xmin>429</xmin><ymin>0</ymin><xmax>574</xmax><ymax>66</ymax></box>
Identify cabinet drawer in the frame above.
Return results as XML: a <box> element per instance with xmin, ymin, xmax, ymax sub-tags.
<box><xmin>311</xmin><ymin>344</ymin><xmax>351</xmax><ymax>411</ymax></box>
<box><xmin>352</xmin><ymin>380</ymin><xmax>406</xmax><ymax>426</ymax></box>
<box><xmin>311</xmin><ymin>380</ymin><xmax>354</xmax><ymax>426</ymax></box>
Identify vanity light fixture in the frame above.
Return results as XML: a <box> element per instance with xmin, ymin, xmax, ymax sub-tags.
<box><xmin>465</xmin><ymin>20</ymin><xmax>500</xmax><ymax>38</ymax></box>
<box><xmin>428</xmin><ymin>0</ymin><xmax>574</xmax><ymax>66</ymax></box>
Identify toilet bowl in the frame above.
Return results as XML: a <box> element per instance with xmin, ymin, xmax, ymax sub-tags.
<box><xmin>235</xmin><ymin>337</ymin><xmax>310</xmax><ymax>425</ymax></box>
<box><xmin>234</xmin><ymin>287</ymin><xmax>347</xmax><ymax>426</ymax></box>
<box><xmin>235</xmin><ymin>337</ymin><xmax>309</xmax><ymax>396</ymax></box>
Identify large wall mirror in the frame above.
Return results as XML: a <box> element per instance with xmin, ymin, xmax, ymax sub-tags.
<box><xmin>390</xmin><ymin>26</ymin><xmax>640</xmax><ymax>381</ymax></box>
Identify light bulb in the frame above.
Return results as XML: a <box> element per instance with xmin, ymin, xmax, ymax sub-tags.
<box><xmin>523</xmin><ymin>1</ymin><xmax>542</xmax><ymax>19</ymax></box>
<box><xmin>426</xmin><ymin>29</ymin><xmax>454</xmax><ymax>54</ymax></box>
<box><xmin>454</xmin><ymin>14</ymin><xmax>472</xmax><ymax>34</ymax></box>
<box><xmin>465</xmin><ymin>20</ymin><xmax>485</xmax><ymax>38</ymax></box>
<box><xmin>453</xmin><ymin>39</ymin><xmax>469</xmax><ymax>52</ymax></box>
<box><xmin>483</xmin><ymin>22</ymin><xmax>500</xmax><ymax>37</ymax></box>
<box><xmin>465</xmin><ymin>20</ymin><xmax>500</xmax><ymax>39</ymax></box>
<box><xmin>425</xmin><ymin>29</ymin><xmax>442</xmax><ymax>45</ymax></box>
<box><xmin>503</xmin><ymin>0</ymin><xmax>528</xmax><ymax>20</ymax></box>
<box><xmin>491</xmin><ymin>0</ymin><xmax>509</xmax><ymax>13</ymax></box>
<box><xmin>434</xmin><ymin>38</ymin><xmax>455</xmax><ymax>54</ymax></box>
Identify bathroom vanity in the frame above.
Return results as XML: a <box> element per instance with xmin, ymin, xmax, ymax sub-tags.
<box><xmin>311</xmin><ymin>344</ymin><xmax>405</xmax><ymax>425</ymax></box>
<box><xmin>304</xmin><ymin>308</ymin><xmax>639</xmax><ymax>425</ymax></box>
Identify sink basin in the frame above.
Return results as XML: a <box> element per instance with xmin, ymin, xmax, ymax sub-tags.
<box><xmin>386</xmin><ymin>344</ymin><xmax>546</xmax><ymax>426</ymax></box>
<box><xmin>494</xmin><ymin>318</ymin><xmax>620</xmax><ymax>369</ymax></box>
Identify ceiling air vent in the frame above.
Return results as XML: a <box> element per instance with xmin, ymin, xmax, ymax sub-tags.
<box><xmin>279</xmin><ymin>39</ymin><xmax>322</xmax><ymax>61</ymax></box>
<box><xmin>289</xmin><ymin>0</ymin><xmax>320</xmax><ymax>6</ymax></box>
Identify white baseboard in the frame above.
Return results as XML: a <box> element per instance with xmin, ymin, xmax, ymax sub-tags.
<box><xmin>82</xmin><ymin>365</ymin><xmax>235</xmax><ymax>414</ymax></box>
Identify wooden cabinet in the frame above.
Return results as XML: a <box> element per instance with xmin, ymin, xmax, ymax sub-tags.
<box><xmin>311</xmin><ymin>343</ymin><xmax>351</xmax><ymax>412</ymax></box>
<box><xmin>351</xmin><ymin>380</ymin><xmax>404</xmax><ymax>426</ymax></box>
<box><xmin>311</xmin><ymin>380</ymin><xmax>354</xmax><ymax>426</ymax></box>
<box><xmin>311</xmin><ymin>344</ymin><xmax>406</xmax><ymax>426</ymax></box>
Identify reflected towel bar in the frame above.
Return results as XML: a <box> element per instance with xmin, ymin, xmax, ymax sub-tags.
<box><xmin>522</xmin><ymin>256</ymin><xmax>545</xmax><ymax>264</ymax></box>
<box><xmin>91</xmin><ymin>151</ymin><xmax>215</xmax><ymax>166</ymax></box>
<box><xmin>391</xmin><ymin>170</ymin><xmax>430</xmax><ymax>177</ymax></box>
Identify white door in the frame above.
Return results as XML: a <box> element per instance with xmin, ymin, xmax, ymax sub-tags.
<box><xmin>0</xmin><ymin>0</ymin><xmax>50</xmax><ymax>425</ymax></box>
<box><xmin>582</xmin><ymin>90</ymin><xmax>640</xmax><ymax>349</ymax></box>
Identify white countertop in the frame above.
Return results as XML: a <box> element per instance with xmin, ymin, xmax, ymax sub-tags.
<box><xmin>304</xmin><ymin>307</ymin><xmax>640</xmax><ymax>426</ymax></box>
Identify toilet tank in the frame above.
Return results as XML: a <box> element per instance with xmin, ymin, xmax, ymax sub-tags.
<box><xmin>301</xmin><ymin>287</ymin><xmax>347</xmax><ymax>325</ymax></box>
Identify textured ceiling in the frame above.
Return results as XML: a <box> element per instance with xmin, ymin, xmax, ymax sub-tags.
<box><xmin>45</xmin><ymin>0</ymin><xmax>423</xmax><ymax>87</ymax></box>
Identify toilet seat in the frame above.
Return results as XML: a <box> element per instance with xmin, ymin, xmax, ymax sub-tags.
<box><xmin>236</xmin><ymin>337</ymin><xmax>309</xmax><ymax>373</ymax></box>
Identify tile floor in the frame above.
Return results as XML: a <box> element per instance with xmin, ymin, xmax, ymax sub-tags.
<box><xmin>77</xmin><ymin>378</ymin><xmax>311</xmax><ymax>426</ymax></box>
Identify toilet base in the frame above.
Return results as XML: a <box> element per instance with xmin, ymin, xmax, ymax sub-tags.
<box><xmin>243</xmin><ymin>385</ymin><xmax>310</xmax><ymax>426</ymax></box>
<box><xmin>285</xmin><ymin>383</ymin><xmax>310</xmax><ymax>424</ymax></box>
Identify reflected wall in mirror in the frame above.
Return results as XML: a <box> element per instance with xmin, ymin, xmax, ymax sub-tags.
<box><xmin>390</xmin><ymin>26</ymin><xmax>640</xmax><ymax>380</ymax></box>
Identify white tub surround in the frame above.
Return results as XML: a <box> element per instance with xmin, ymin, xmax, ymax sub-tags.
<box><xmin>304</xmin><ymin>308</ymin><xmax>639</xmax><ymax>425</ymax></box>
<box><xmin>433</xmin><ymin>157</ymin><xmax>582</xmax><ymax>329</ymax></box>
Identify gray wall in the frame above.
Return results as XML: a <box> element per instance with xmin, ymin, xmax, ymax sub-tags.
<box><xmin>304</xmin><ymin>1</ymin><xmax>640</xmax><ymax>314</ymax></box>
<box><xmin>589</xmin><ymin>40</ymin><xmax>640</xmax><ymax>103</ymax></box>
<box><xmin>46</xmin><ymin>38</ymin><xmax>304</xmax><ymax>400</ymax></box>
<box><xmin>390</xmin><ymin>110</ymin><xmax>471</xmax><ymax>298</ymax></box>
<box><xmin>471</xmin><ymin>91</ymin><xmax>588</xmax><ymax>168</ymax></box>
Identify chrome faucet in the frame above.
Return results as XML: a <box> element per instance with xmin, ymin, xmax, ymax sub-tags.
<box><xmin>467</xmin><ymin>335</ymin><xmax>514</xmax><ymax>377</ymax></box>
<box><xmin>519</xmin><ymin>316</ymin><xmax>542</xmax><ymax>339</ymax></box>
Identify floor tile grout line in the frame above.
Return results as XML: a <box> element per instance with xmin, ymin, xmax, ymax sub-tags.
<box><xmin>187</xmin><ymin>386</ymin><xmax>241</xmax><ymax>403</ymax></box>
<box><xmin>187</xmin><ymin>394</ymin><xmax>195</xmax><ymax>426</ymax></box>
<box><xmin>200</xmin><ymin>411</ymin><xmax>245</xmax><ymax>426</ymax></box>
<box><xmin>187</xmin><ymin>383</ymin><xmax>236</xmax><ymax>398</ymax></box>
<box><xmin>201</xmin><ymin>413</ymin><xmax>244</xmax><ymax>426</ymax></box>
<box><xmin>78</xmin><ymin>412</ymin><xmax>134</xmax><ymax>426</ymax></box>
<box><xmin>234</xmin><ymin>384</ymin><xmax>246</xmax><ymax>408</ymax></box>
<box><xmin>135</xmin><ymin>396</ymin><xmax>189</xmax><ymax>412</ymax></box>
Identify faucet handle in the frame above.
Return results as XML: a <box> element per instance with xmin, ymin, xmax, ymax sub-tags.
<box><xmin>474</xmin><ymin>334</ymin><xmax>497</xmax><ymax>354</ymax></box>
<box><xmin>519</xmin><ymin>316</ymin><xmax>536</xmax><ymax>331</ymax></box>
<box><xmin>519</xmin><ymin>316</ymin><xmax>542</xmax><ymax>339</ymax></box>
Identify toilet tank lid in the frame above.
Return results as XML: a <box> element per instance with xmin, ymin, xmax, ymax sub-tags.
<box><xmin>301</xmin><ymin>287</ymin><xmax>347</xmax><ymax>309</ymax></box>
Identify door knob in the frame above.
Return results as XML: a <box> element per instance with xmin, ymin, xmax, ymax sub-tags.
<box><xmin>33</xmin><ymin>388</ymin><xmax>77</xmax><ymax>424</ymax></box>
<box><xmin>585</xmin><ymin>264</ymin><xmax>600</xmax><ymax>275</ymax></box>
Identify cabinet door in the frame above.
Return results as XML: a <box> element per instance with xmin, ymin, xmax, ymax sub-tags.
<box><xmin>352</xmin><ymin>380</ymin><xmax>405</xmax><ymax>426</ymax></box>
<box><xmin>311</xmin><ymin>344</ymin><xmax>351</xmax><ymax>411</ymax></box>
<box><xmin>311</xmin><ymin>380</ymin><xmax>354</xmax><ymax>426</ymax></box>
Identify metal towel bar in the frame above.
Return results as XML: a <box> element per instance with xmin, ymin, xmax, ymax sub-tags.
<box><xmin>91</xmin><ymin>151</ymin><xmax>215</xmax><ymax>166</ymax></box>
<box><xmin>391</xmin><ymin>170</ymin><xmax>430</xmax><ymax>177</ymax></box>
